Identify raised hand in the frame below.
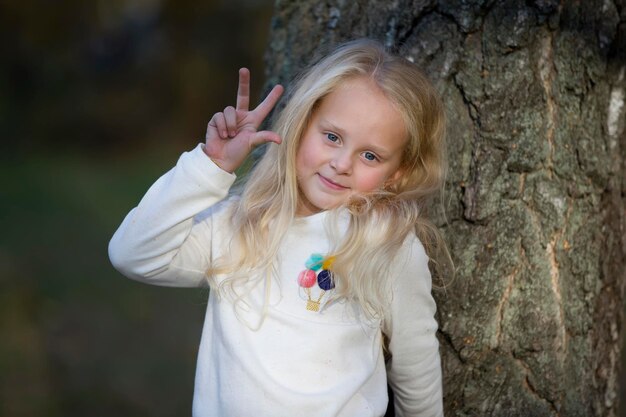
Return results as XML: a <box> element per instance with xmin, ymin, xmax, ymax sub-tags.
<box><xmin>203</xmin><ymin>68</ymin><xmax>284</xmax><ymax>173</ymax></box>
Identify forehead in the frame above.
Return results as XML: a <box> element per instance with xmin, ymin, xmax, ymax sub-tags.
<box><xmin>312</xmin><ymin>77</ymin><xmax>407</xmax><ymax>151</ymax></box>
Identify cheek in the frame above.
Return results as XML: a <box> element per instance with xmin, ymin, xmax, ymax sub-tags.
<box><xmin>353</xmin><ymin>170</ymin><xmax>391</xmax><ymax>192</ymax></box>
<box><xmin>295</xmin><ymin>139</ymin><xmax>312</xmax><ymax>171</ymax></box>
<box><xmin>297</xmin><ymin>136</ymin><xmax>323</xmax><ymax>170</ymax></box>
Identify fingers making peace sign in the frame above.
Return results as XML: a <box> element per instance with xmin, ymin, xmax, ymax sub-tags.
<box><xmin>203</xmin><ymin>68</ymin><xmax>284</xmax><ymax>173</ymax></box>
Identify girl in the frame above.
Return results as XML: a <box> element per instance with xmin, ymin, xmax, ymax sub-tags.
<box><xmin>109</xmin><ymin>39</ymin><xmax>446</xmax><ymax>417</ymax></box>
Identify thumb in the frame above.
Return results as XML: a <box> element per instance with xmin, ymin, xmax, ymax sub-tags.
<box><xmin>249</xmin><ymin>130</ymin><xmax>282</xmax><ymax>147</ymax></box>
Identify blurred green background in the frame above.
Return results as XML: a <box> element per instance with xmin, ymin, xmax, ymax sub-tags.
<box><xmin>0</xmin><ymin>0</ymin><xmax>273</xmax><ymax>416</ymax></box>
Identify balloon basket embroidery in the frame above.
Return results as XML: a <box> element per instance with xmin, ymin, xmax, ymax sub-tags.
<box><xmin>298</xmin><ymin>254</ymin><xmax>335</xmax><ymax>312</ymax></box>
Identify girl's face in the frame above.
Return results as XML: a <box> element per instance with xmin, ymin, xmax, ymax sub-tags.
<box><xmin>295</xmin><ymin>77</ymin><xmax>407</xmax><ymax>216</ymax></box>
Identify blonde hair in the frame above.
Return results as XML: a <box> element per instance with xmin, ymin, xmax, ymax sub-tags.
<box><xmin>208</xmin><ymin>39</ymin><xmax>450</xmax><ymax>321</ymax></box>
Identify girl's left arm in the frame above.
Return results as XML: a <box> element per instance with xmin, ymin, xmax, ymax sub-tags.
<box><xmin>383</xmin><ymin>235</ymin><xmax>443</xmax><ymax>417</ymax></box>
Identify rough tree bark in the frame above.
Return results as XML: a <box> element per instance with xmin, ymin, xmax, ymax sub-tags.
<box><xmin>263</xmin><ymin>1</ymin><xmax>626</xmax><ymax>416</ymax></box>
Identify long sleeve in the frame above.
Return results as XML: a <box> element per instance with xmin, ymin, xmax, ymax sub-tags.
<box><xmin>383</xmin><ymin>235</ymin><xmax>443</xmax><ymax>417</ymax></box>
<box><xmin>108</xmin><ymin>144</ymin><xmax>236</xmax><ymax>287</ymax></box>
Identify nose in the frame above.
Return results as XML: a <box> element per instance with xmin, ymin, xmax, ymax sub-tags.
<box><xmin>329</xmin><ymin>150</ymin><xmax>352</xmax><ymax>174</ymax></box>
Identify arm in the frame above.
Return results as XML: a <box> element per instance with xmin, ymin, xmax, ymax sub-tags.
<box><xmin>108</xmin><ymin>146</ymin><xmax>236</xmax><ymax>287</ymax></box>
<box><xmin>383</xmin><ymin>235</ymin><xmax>443</xmax><ymax>417</ymax></box>
<box><xmin>109</xmin><ymin>68</ymin><xmax>283</xmax><ymax>287</ymax></box>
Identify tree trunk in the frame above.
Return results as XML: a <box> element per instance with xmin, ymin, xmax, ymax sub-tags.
<box><xmin>264</xmin><ymin>1</ymin><xmax>626</xmax><ymax>416</ymax></box>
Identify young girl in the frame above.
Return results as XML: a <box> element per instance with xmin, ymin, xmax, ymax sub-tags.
<box><xmin>109</xmin><ymin>39</ymin><xmax>446</xmax><ymax>417</ymax></box>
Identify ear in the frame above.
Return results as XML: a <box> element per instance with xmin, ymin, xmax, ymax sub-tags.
<box><xmin>391</xmin><ymin>168</ymin><xmax>403</xmax><ymax>183</ymax></box>
<box><xmin>384</xmin><ymin>168</ymin><xmax>404</xmax><ymax>189</ymax></box>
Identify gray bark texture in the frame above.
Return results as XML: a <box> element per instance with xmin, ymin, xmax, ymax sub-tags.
<box><xmin>263</xmin><ymin>1</ymin><xmax>626</xmax><ymax>416</ymax></box>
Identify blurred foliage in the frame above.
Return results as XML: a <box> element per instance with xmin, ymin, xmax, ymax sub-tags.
<box><xmin>1</xmin><ymin>0</ymin><xmax>274</xmax><ymax>156</ymax></box>
<box><xmin>0</xmin><ymin>0</ymin><xmax>273</xmax><ymax>416</ymax></box>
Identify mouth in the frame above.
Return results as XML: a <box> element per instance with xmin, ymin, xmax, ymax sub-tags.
<box><xmin>317</xmin><ymin>174</ymin><xmax>349</xmax><ymax>190</ymax></box>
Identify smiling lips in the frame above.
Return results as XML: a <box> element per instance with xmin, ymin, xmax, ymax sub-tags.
<box><xmin>317</xmin><ymin>174</ymin><xmax>348</xmax><ymax>191</ymax></box>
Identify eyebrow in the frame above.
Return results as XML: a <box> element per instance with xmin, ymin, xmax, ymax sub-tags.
<box><xmin>320</xmin><ymin>119</ymin><xmax>346</xmax><ymax>137</ymax></box>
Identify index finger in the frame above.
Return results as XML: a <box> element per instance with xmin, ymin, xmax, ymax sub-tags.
<box><xmin>252</xmin><ymin>84</ymin><xmax>284</xmax><ymax>123</ymax></box>
<box><xmin>236</xmin><ymin>68</ymin><xmax>250</xmax><ymax>111</ymax></box>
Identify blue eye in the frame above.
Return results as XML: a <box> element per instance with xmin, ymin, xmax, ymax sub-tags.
<box><xmin>363</xmin><ymin>152</ymin><xmax>377</xmax><ymax>161</ymax></box>
<box><xmin>326</xmin><ymin>133</ymin><xmax>339</xmax><ymax>142</ymax></box>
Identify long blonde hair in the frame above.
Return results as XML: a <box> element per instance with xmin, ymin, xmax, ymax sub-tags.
<box><xmin>208</xmin><ymin>39</ymin><xmax>449</xmax><ymax>320</ymax></box>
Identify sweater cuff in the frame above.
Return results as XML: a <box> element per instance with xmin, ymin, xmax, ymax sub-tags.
<box><xmin>188</xmin><ymin>143</ymin><xmax>237</xmax><ymax>188</ymax></box>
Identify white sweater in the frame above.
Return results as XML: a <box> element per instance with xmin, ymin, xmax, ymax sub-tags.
<box><xmin>109</xmin><ymin>144</ymin><xmax>443</xmax><ymax>417</ymax></box>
